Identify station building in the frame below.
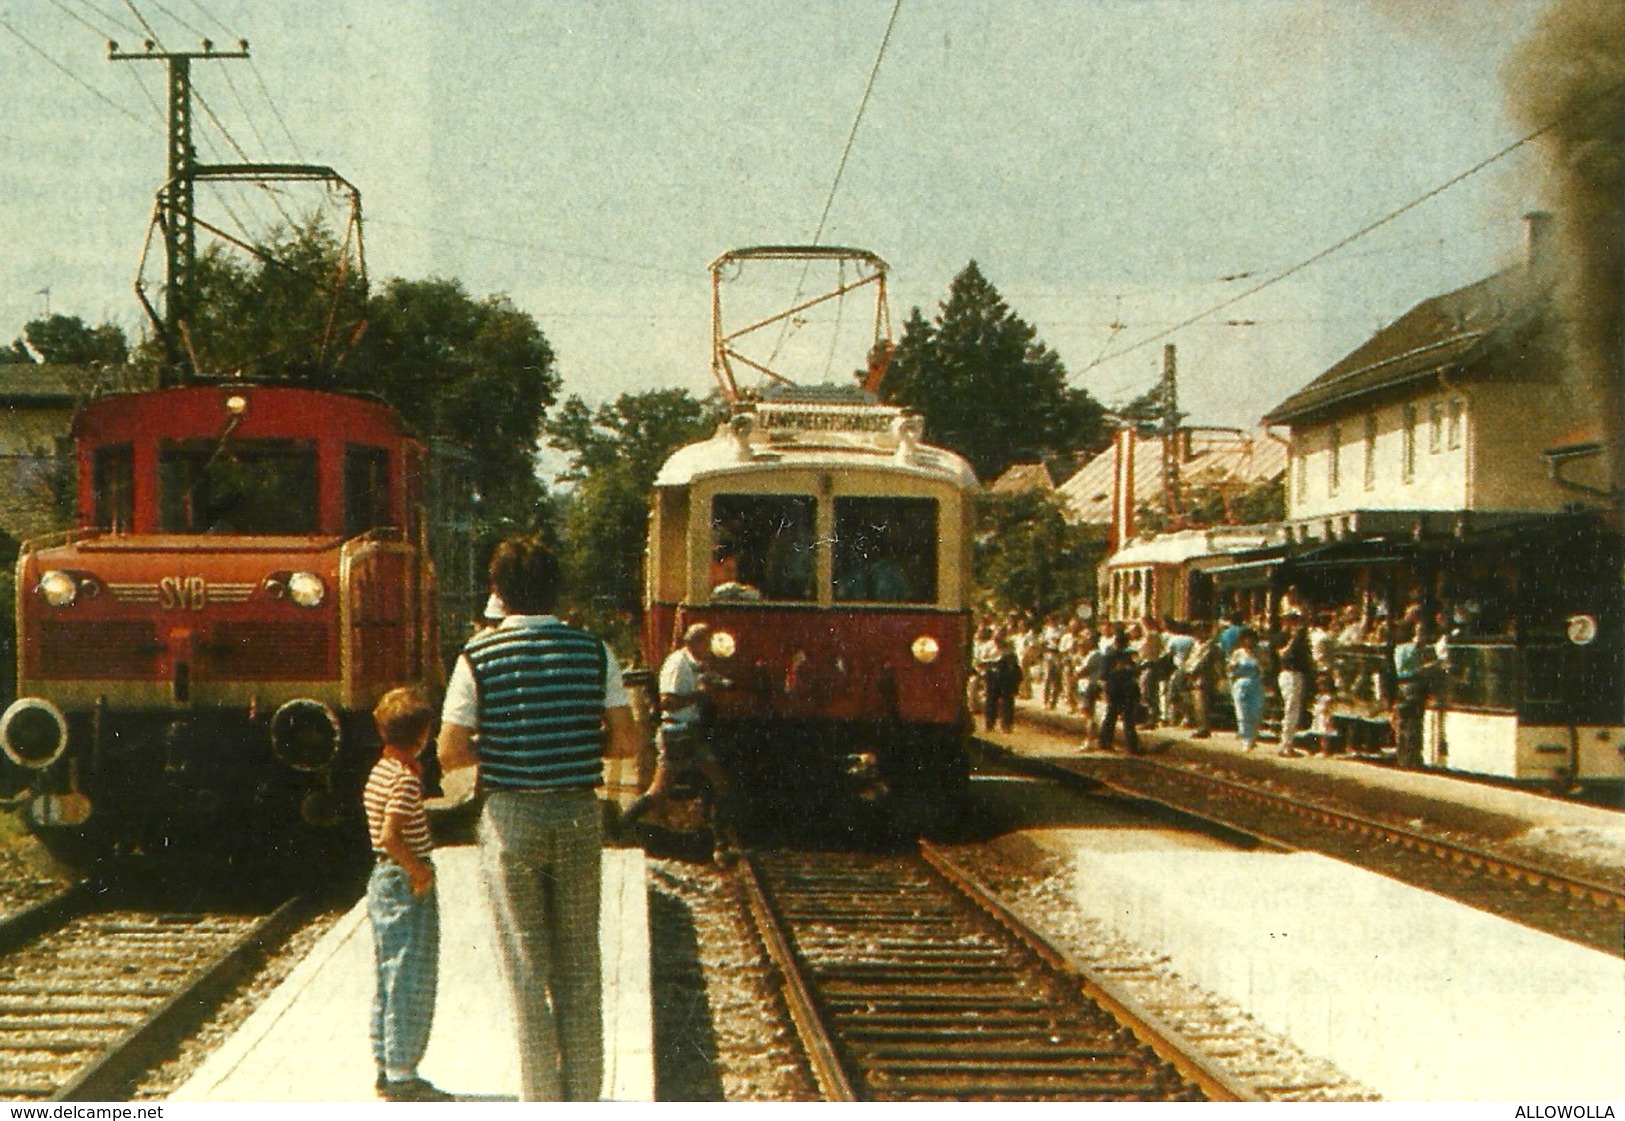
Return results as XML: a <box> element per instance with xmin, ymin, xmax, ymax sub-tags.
<box><xmin>1095</xmin><ymin>212</ymin><xmax>1624</xmax><ymax>787</ymax></box>
<box><xmin>1266</xmin><ymin>211</ymin><xmax>1617</xmax><ymax>546</ymax></box>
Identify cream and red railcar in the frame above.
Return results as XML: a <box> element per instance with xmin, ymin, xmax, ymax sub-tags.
<box><xmin>644</xmin><ymin>391</ymin><xmax>976</xmax><ymax>834</ymax></box>
<box><xmin>0</xmin><ymin>384</ymin><xmax>439</xmax><ymax>860</ymax></box>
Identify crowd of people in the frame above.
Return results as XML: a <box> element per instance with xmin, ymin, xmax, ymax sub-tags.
<box><xmin>972</xmin><ymin>590</ymin><xmax>1442</xmax><ymax>764</ymax></box>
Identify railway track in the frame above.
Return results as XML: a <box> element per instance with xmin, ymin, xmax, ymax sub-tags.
<box><xmin>0</xmin><ymin>880</ymin><xmax>303</xmax><ymax>1101</ymax></box>
<box><xmin>994</xmin><ymin>744</ymin><xmax>1625</xmax><ymax>954</ymax></box>
<box><xmin>736</xmin><ymin>843</ymin><xmax>1260</xmax><ymax>1102</ymax></box>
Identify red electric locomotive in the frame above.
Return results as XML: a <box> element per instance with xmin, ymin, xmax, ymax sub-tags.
<box><xmin>642</xmin><ymin>248</ymin><xmax>977</xmax><ymax>836</ymax></box>
<box><xmin>0</xmin><ymin>383</ymin><xmax>439</xmax><ymax>862</ymax></box>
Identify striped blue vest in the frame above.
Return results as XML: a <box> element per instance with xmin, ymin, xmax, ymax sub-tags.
<box><xmin>464</xmin><ymin>620</ymin><xmax>609</xmax><ymax>791</ymax></box>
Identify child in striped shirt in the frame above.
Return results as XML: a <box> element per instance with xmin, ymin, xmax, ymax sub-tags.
<box><xmin>364</xmin><ymin>685</ymin><xmax>451</xmax><ymax>1102</ymax></box>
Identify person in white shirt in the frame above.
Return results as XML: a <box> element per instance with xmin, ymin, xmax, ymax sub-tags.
<box><xmin>620</xmin><ymin>623</ymin><xmax>737</xmax><ymax>862</ymax></box>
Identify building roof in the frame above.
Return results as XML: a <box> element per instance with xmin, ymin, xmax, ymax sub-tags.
<box><xmin>1263</xmin><ymin>258</ymin><xmax>1548</xmax><ymax>426</ymax></box>
<box><xmin>0</xmin><ymin>363</ymin><xmax>82</xmax><ymax>404</ymax></box>
<box><xmin>1056</xmin><ymin>427</ymin><xmax>1285</xmax><ymax>526</ymax></box>
<box><xmin>988</xmin><ymin>461</ymin><xmax>1054</xmax><ymax>494</ymax></box>
<box><xmin>1056</xmin><ymin>433</ymin><xmax>1157</xmax><ymax>526</ymax></box>
<box><xmin>1104</xmin><ymin>523</ymin><xmax>1279</xmax><ymax>568</ymax></box>
<box><xmin>0</xmin><ymin>362</ymin><xmax>147</xmax><ymax>406</ymax></box>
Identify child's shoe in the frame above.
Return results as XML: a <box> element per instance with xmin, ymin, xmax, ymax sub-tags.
<box><xmin>379</xmin><ymin>1077</ymin><xmax>453</xmax><ymax>1102</ymax></box>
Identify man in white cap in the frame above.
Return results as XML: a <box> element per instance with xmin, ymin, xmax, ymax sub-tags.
<box><xmin>619</xmin><ymin>622</ymin><xmax>738</xmax><ymax>863</ymax></box>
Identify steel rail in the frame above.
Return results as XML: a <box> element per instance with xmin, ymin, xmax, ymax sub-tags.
<box><xmin>738</xmin><ymin>848</ymin><xmax>1225</xmax><ymax>1101</ymax></box>
<box><xmin>0</xmin><ymin>883</ymin><xmax>93</xmax><ymax>957</ymax></box>
<box><xmin>981</xmin><ymin>738</ymin><xmax>1625</xmax><ymax>916</ymax></box>
<box><xmin>736</xmin><ymin>855</ymin><xmax>857</xmax><ymax>1102</ymax></box>
<box><xmin>1128</xmin><ymin>757</ymin><xmax>1625</xmax><ymax>910</ymax></box>
<box><xmin>918</xmin><ymin>841</ymin><xmax>1260</xmax><ymax>1103</ymax></box>
<box><xmin>53</xmin><ymin>894</ymin><xmax>305</xmax><ymax>1102</ymax></box>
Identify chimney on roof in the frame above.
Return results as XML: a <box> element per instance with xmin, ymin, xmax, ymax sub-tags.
<box><xmin>1524</xmin><ymin>210</ymin><xmax>1555</xmax><ymax>272</ymax></box>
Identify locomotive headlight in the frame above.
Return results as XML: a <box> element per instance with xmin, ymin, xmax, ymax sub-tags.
<box><xmin>270</xmin><ymin>698</ymin><xmax>341</xmax><ymax>771</ymax></box>
<box><xmin>710</xmin><ymin>630</ymin><xmax>737</xmax><ymax>660</ymax></box>
<box><xmin>37</xmin><ymin>571</ymin><xmax>79</xmax><ymax>608</ymax></box>
<box><xmin>911</xmin><ymin>635</ymin><xmax>940</xmax><ymax>664</ymax></box>
<box><xmin>286</xmin><ymin>571</ymin><xmax>326</xmax><ymax>607</ymax></box>
<box><xmin>0</xmin><ymin>698</ymin><xmax>68</xmax><ymax>770</ymax></box>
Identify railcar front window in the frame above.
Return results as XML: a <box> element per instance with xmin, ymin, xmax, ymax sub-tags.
<box><xmin>710</xmin><ymin>494</ymin><xmax>816</xmax><ymax>601</ymax></box>
<box><xmin>158</xmin><ymin>439</ymin><xmax>319</xmax><ymax>534</ymax></box>
<box><xmin>833</xmin><ymin>496</ymin><xmax>937</xmax><ymax>604</ymax></box>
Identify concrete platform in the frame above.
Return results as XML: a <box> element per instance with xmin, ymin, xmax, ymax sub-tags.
<box><xmin>171</xmin><ymin>844</ymin><xmax>652</xmax><ymax>1102</ymax></box>
<box><xmin>1068</xmin><ymin>845</ymin><xmax>1623</xmax><ymax>1100</ymax></box>
<box><xmin>995</xmin><ymin>700</ymin><xmax>1625</xmax><ymax>1101</ymax></box>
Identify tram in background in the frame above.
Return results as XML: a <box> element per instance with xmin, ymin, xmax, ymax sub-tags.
<box><xmin>642</xmin><ymin>248</ymin><xmax>978</xmax><ymax>837</ymax></box>
<box><xmin>0</xmin><ymin>384</ymin><xmax>441</xmax><ymax>862</ymax></box>
<box><xmin>1418</xmin><ymin>515</ymin><xmax>1625</xmax><ymax>790</ymax></box>
<box><xmin>1117</xmin><ymin>510</ymin><xmax>1625</xmax><ymax>791</ymax></box>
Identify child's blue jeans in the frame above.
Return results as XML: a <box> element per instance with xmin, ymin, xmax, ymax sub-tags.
<box><xmin>368</xmin><ymin>858</ymin><xmax>439</xmax><ymax>1081</ymax></box>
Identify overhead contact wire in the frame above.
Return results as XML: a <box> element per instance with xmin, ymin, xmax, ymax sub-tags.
<box><xmin>1080</xmin><ymin>74</ymin><xmax>1625</xmax><ymax>378</ymax></box>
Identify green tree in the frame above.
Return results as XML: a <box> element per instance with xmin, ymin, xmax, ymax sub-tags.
<box><xmin>176</xmin><ymin>219</ymin><xmax>366</xmax><ymax>382</ymax></box>
<box><xmin>974</xmin><ymin>489</ymin><xmax>1107</xmax><ymax>618</ymax></box>
<box><xmin>4</xmin><ymin>315</ymin><xmax>128</xmax><ymax>366</ymax></box>
<box><xmin>546</xmin><ymin>388</ymin><xmax>719</xmax><ymax>649</ymax></box>
<box><xmin>883</xmin><ymin>261</ymin><xmax>1109</xmax><ymax>482</ymax></box>
<box><xmin>347</xmin><ymin>276</ymin><xmax>561</xmax><ymax>533</ymax></box>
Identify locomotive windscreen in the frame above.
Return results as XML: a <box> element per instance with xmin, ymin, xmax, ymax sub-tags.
<box><xmin>158</xmin><ymin>438</ymin><xmax>319</xmax><ymax>534</ymax></box>
<box><xmin>833</xmin><ymin>496</ymin><xmax>937</xmax><ymax>604</ymax></box>
<box><xmin>93</xmin><ymin>444</ymin><xmax>134</xmax><ymax>532</ymax></box>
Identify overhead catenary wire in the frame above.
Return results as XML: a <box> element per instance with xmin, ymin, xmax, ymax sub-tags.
<box><xmin>74</xmin><ymin>0</ymin><xmax>143</xmax><ymax>37</ymax></box>
<box><xmin>767</xmin><ymin>0</ymin><xmax>903</xmax><ymax>369</ymax></box>
<box><xmin>808</xmin><ymin>0</ymin><xmax>903</xmax><ymax>250</ymax></box>
<box><xmin>178</xmin><ymin>0</ymin><xmax>307</xmax><ymax>161</ymax></box>
<box><xmin>124</xmin><ymin>2</ymin><xmax>301</xmax><ymax>235</ymax></box>
<box><xmin>120</xmin><ymin>0</ymin><xmax>162</xmax><ymax>43</ymax></box>
<box><xmin>50</xmin><ymin>0</ymin><xmax>115</xmax><ymax>40</ymax></box>
<box><xmin>148</xmin><ymin>0</ymin><xmax>207</xmax><ymax>39</ymax></box>
<box><xmin>0</xmin><ymin>15</ymin><xmax>156</xmax><ymax>133</ymax></box>
<box><xmin>1078</xmin><ymin>73</ymin><xmax>1625</xmax><ymax>378</ymax></box>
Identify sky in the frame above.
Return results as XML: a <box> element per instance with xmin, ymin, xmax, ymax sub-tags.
<box><xmin>0</xmin><ymin>0</ymin><xmax>1562</xmax><ymax>444</ymax></box>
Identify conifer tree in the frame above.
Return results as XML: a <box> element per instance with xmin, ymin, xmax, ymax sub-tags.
<box><xmin>883</xmin><ymin>261</ymin><xmax>1108</xmax><ymax>481</ymax></box>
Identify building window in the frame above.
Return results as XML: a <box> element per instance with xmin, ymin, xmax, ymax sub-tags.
<box><xmin>1447</xmin><ymin>397</ymin><xmax>1464</xmax><ymax>449</ymax></box>
<box><xmin>1401</xmin><ymin>404</ymin><xmax>1417</xmax><ymax>483</ymax></box>
<box><xmin>1328</xmin><ymin>425</ymin><xmax>1342</xmax><ymax>495</ymax></box>
<box><xmin>1428</xmin><ymin>400</ymin><xmax>1443</xmax><ymax>453</ymax></box>
<box><xmin>1293</xmin><ymin>447</ymin><xmax>1306</xmax><ymax>503</ymax></box>
<box><xmin>1363</xmin><ymin>412</ymin><xmax>1378</xmax><ymax>490</ymax></box>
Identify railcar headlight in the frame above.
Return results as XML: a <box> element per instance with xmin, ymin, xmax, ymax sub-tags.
<box><xmin>37</xmin><ymin>571</ymin><xmax>79</xmax><ymax>608</ymax></box>
<box><xmin>911</xmin><ymin>635</ymin><xmax>940</xmax><ymax>664</ymax></box>
<box><xmin>710</xmin><ymin>630</ymin><xmax>736</xmax><ymax>659</ymax></box>
<box><xmin>286</xmin><ymin>571</ymin><xmax>326</xmax><ymax>608</ymax></box>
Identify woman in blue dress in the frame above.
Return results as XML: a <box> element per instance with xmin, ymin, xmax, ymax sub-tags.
<box><xmin>1228</xmin><ymin>628</ymin><xmax>1265</xmax><ymax>751</ymax></box>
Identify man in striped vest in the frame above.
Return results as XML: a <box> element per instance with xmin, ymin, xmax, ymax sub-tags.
<box><xmin>437</xmin><ymin>537</ymin><xmax>639</xmax><ymax>1101</ymax></box>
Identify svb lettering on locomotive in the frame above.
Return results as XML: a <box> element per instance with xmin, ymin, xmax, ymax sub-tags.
<box><xmin>158</xmin><ymin>576</ymin><xmax>207</xmax><ymax>611</ymax></box>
